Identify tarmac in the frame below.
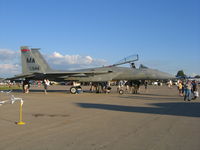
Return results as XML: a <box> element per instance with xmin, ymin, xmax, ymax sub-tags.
<box><xmin>0</xmin><ymin>85</ymin><xmax>200</xmax><ymax>150</ymax></box>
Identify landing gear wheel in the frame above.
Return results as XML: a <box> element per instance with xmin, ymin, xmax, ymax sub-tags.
<box><xmin>70</xmin><ymin>87</ymin><xmax>77</xmax><ymax>94</ymax></box>
<box><xmin>119</xmin><ymin>89</ymin><xmax>124</xmax><ymax>95</ymax></box>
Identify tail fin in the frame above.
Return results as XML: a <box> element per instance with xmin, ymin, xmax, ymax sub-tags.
<box><xmin>20</xmin><ymin>46</ymin><xmax>53</xmax><ymax>74</ymax></box>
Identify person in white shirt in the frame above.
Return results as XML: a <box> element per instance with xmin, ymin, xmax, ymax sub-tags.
<box><xmin>43</xmin><ymin>79</ymin><xmax>50</xmax><ymax>94</ymax></box>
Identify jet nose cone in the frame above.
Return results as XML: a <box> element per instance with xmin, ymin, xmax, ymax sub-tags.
<box><xmin>145</xmin><ymin>69</ymin><xmax>175</xmax><ymax>80</ymax></box>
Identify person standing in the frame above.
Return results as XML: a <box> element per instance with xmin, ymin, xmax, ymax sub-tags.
<box><xmin>43</xmin><ymin>79</ymin><xmax>50</xmax><ymax>94</ymax></box>
<box><xmin>117</xmin><ymin>80</ymin><xmax>124</xmax><ymax>92</ymax></box>
<box><xmin>184</xmin><ymin>80</ymin><xmax>192</xmax><ymax>101</ymax></box>
<box><xmin>178</xmin><ymin>81</ymin><xmax>183</xmax><ymax>96</ymax></box>
<box><xmin>23</xmin><ymin>79</ymin><xmax>30</xmax><ymax>93</ymax></box>
<box><xmin>144</xmin><ymin>81</ymin><xmax>148</xmax><ymax>92</ymax></box>
<box><xmin>168</xmin><ymin>80</ymin><xmax>173</xmax><ymax>88</ymax></box>
<box><xmin>191</xmin><ymin>80</ymin><xmax>199</xmax><ymax>100</ymax></box>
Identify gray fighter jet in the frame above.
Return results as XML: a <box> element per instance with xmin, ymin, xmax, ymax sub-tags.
<box><xmin>8</xmin><ymin>46</ymin><xmax>174</xmax><ymax>93</ymax></box>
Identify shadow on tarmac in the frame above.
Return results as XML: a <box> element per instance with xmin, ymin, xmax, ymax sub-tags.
<box><xmin>76</xmin><ymin>102</ymin><xmax>200</xmax><ymax>118</ymax></box>
<box><xmin>119</xmin><ymin>95</ymin><xmax>181</xmax><ymax>101</ymax></box>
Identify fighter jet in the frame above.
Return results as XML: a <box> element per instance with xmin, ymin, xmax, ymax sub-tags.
<box><xmin>7</xmin><ymin>46</ymin><xmax>174</xmax><ymax>93</ymax></box>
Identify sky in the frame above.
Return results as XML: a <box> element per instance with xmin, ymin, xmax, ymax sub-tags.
<box><xmin>0</xmin><ymin>0</ymin><xmax>200</xmax><ymax>78</ymax></box>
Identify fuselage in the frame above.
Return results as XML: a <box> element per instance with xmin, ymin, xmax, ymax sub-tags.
<box><xmin>58</xmin><ymin>66</ymin><xmax>174</xmax><ymax>82</ymax></box>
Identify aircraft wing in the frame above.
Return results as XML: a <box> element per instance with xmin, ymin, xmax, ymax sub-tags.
<box><xmin>45</xmin><ymin>70</ymin><xmax>112</xmax><ymax>76</ymax></box>
<box><xmin>6</xmin><ymin>73</ymin><xmax>41</xmax><ymax>80</ymax></box>
<box><xmin>6</xmin><ymin>70</ymin><xmax>113</xmax><ymax>80</ymax></box>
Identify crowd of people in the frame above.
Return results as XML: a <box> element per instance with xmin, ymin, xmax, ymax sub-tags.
<box><xmin>20</xmin><ymin>78</ymin><xmax>199</xmax><ymax>100</ymax></box>
<box><xmin>22</xmin><ymin>79</ymin><xmax>50</xmax><ymax>94</ymax></box>
<box><xmin>90</xmin><ymin>82</ymin><xmax>112</xmax><ymax>93</ymax></box>
<box><xmin>116</xmin><ymin>80</ymin><xmax>144</xmax><ymax>94</ymax></box>
<box><xmin>177</xmin><ymin>80</ymin><xmax>199</xmax><ymax>101</ymax></box>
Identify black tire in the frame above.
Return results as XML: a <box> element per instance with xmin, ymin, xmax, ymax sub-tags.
<box><xmin>70</xmin><ymin>87</ymin><xmax>77</xmax><ymax>94</ymax></box>
<box><xmin>107</xmin><ymin>86</ymin><xmax>112</xmax><ymax>90</ymax></box>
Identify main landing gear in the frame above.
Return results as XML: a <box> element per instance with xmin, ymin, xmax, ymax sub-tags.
<box><xmin>70</xmin><ymin>86</ymin><xmax>82</xmax><ymax>94</ymax></box>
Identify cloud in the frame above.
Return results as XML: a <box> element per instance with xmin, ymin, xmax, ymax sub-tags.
<box><xmin>46</xmin><ymin>52</ymin><xmax>107</xmax><ymax>70</ymax></box>
<box><xmin>0</xmin><ymin>49</ymin><xmax>20</xmax><ymax>77</ymax></box>
<box><xmin>0</xmin><ymin>49</ymin><xmax>19</xmax><ymax>63</ymax></box>
<box><xmin>0</xmin><ymin>64</ymin><xmax>20</xmax><ymax>77</ymax></box>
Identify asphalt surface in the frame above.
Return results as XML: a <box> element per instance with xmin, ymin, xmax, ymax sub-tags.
<box><xmin>0</xmin><ymin>85</ymin><xmax>200</xmax><ymax>150</ymax></box>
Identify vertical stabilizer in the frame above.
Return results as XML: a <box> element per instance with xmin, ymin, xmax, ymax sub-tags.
<box><xmin>20</xmin><ymin>46</ymin><xmax>52</xmax><ymax>74</ymax></box>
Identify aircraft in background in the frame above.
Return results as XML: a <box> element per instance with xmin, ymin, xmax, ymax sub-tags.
<box><xmin>7</xmin><ymin>46</ymin><xmax>174</xmax><ymax>94</ymax></box>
